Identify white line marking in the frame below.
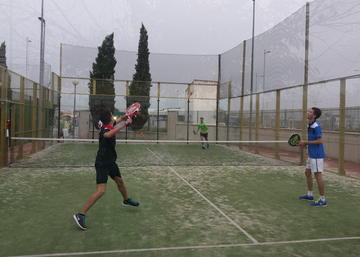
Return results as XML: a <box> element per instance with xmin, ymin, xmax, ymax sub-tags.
<box><xmin>146</xmin><ymin>147</ymin><xmax>258</xmax><ymax>244</ymax></box>
<box><xmin>8</xmin><ymin>237</ymin><xmax>360</xmax><ymax>257</ymax></box>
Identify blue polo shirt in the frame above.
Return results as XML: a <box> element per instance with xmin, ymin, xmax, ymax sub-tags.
<box><xmin>307</xmin><ymin>121</ymin><xmax>325</xmax><ymax>158</ymax></box>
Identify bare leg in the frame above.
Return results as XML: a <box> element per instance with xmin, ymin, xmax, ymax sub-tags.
<box><xmin>305</xmin><ymin>169</ymin><xmax>313</xmax><ymax>191</ymax></box>
<box><xmin>80</xmin><ymin>183</ymin><xmax>107</xmax><ymax>215</ymax></box>
<box><xmin>113</xmin><ymin>176</ymin><xmax>129</xmax><ymax>200</ymax></box>
<box><xmin>314</xmin><ymin>172</ymin><xmax>325</xmax><ymax>196</ymax></box>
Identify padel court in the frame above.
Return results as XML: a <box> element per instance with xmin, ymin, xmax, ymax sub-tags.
<box><xmin>1</xmin><ymin>143</ymin><xmax>360</xmax><ymax>257</ymax></box>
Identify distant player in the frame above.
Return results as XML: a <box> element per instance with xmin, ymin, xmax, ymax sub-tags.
<box><xmin>73</xmin><ymin>110</ymin><xmax>139</xmax><ymax>230</ymax></box>
<box><xmin>195</xmin><ymin>117</ymin><xmax>209</xmax><ymax>149</ymax></box>
<box><xmin>298</xmin><ymin>107</ymin><xmax>327</xmax><ymax>207</ymax></box>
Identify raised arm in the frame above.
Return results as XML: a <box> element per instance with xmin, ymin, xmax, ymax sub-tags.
<box><xmin>104</xmin><ymin>117</ymin><xmax>132</xmax><ymax>138</ymax></box>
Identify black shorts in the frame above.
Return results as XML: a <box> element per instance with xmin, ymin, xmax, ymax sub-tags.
<box><xmin>95</xmin><ymin>162</ymin><xmax>121</xmax><ymax>184</ymax></box>
<box><xmin>200</xmin><ymin>133</ymin><xmax>208</xmax><ymax>140</ymax></box>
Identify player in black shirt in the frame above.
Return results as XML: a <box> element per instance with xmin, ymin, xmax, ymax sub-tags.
<box><xmin>73</xmin><ymin>110</ymin><xmax>139</xmax><ymax>230</ymax></box>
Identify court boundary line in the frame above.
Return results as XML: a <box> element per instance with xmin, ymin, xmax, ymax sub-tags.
<box><xmin>146</xmin><ymin>147</ymin><xmax>259</xmax><ymax>244</ymax></box>
<box><xmin>8</xmin><ymin>236</ymin><xmax>360</xmax><ymax>257</ymax></box>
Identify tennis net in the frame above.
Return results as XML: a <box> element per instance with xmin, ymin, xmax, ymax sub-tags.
<box><xmin>7</xmin><ymin>137</ymin><xmax>296</xmax><ymax>168</ymax></box>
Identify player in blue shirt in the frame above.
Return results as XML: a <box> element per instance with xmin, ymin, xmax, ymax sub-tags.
<box><xmin>298</xmin><ymin>107</ymin><xmax>327</xmax><ymax>207</ymax></box>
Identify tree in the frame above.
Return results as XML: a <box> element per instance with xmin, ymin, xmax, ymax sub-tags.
<box><xmin>127</xmin><ymin>24</ymin><xmax>152</xmax><ymax>130</ymax></box>
<box><xmin>0</xmin><ymin>42</ymin><xmax>12</xmax><ymax>101</ymax></box>
<box><xmin>0</xmin><ymin>42</ymin><xmax>6</xmax><ymax>67</ymax></box>
<box><xmin>89</xmin><ymin>33</ymin><xmax>117</xmax><ymax>126</ymax></box>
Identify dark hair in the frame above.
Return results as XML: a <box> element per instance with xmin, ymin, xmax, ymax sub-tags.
<box><xmin>99</xmin><ymin>109</ymin><xmax>112</xmax><ymax>124</ymax></box>
<box><xmin>312</xmin><ymin>107</ymin><xmax>322</xmax><ymax>120</ymax></box>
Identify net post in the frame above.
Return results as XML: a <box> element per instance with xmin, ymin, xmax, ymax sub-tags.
<box><xmin>157</xmin><ymin>82</ymin><xmax>160</xmax><ymax>143</ymax></box>
<box><xmin>226</xmin><ymin>81</ymin><xmax>231</xmax><ymax>143</ymax></box>
<box><xmin>31</xmin><ymin>82</ymin><xmax>38</xmax><ymax>153</ymax></box>
<box><xmin>17</xmin><ymin>76</ymin><xmax>25</xmax><ymax>160</ymax></box>
<box><xmin>338</xmin><ymin>79</ymin><xmax>346</xmax><ymax>175</ymax></box>
<box><xmin>275</xmin><ymin>89</ymin><xmax>280</xmax><ymax>159</ymax></box>
<box><xmin>0</xmin><ymin>67</ymin><xmax>8</xmax><ymax>167</ymax></box>
<box><xmin>255</xmin><ymin>93</ymin><xmax>260</xmax><ymax>154</ymax></box>
<box><xmin>301</xmin><ymin>2</ymin><xmax>310</xmax><ymax>165</ymax></box>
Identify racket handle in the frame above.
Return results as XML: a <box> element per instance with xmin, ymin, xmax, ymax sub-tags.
<box><xmin>125</xmin><ymin>117</ymin><xmax>133</xmax><ymax>125</ymax></box>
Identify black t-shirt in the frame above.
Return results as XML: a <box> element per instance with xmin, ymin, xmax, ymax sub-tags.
<box><xmin>95</xmin><ymin>126</ymin><xmax>117</xmax><ymax>165</ymax></box>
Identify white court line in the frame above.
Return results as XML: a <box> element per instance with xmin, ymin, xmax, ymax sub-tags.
<box><xmin>9</xmin><ymin>237</ymin><xmax>360</xmax><ymax>257</ymax></box>
<box><xmin>146</xmin><ymin>147</ymin><xmax>258</xmax><ymax>244</ymax></box>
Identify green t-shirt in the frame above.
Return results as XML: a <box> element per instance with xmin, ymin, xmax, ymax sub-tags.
<box><xmin>198</xmin><ymin>122</ymin><xmax>208</xmax><ymax>134</ymax></box>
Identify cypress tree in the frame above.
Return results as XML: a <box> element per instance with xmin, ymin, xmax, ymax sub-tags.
<box><xmin>0</xmin><ymin>42</ymin><xmax>6</xmax><ymax>67</ymax></box>
<box><xmin>128</xmin><ymin>24</ymin><xmax>152</xmax><ymax>130</ymax></box>
<box><xmin>89</xmin><ymin>33</ymin><xmax>117</xmax><ymax>126</ymax></box>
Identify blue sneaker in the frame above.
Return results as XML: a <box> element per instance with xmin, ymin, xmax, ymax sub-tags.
<box><xmin>299</xmin><ymin>194</ymin><xmax>314</xmax><ymax>201</ymax></box>
<box><xmin>73</xmin><ymin>213</ymin><xmax>87</xmax><ymax>230</ymax></box>
<box><xmin>123</xmin><ymin>198</ymin><xmax>139</xmax><ymax>207</ymax></box>
<box><xmin>310</xmin><ymin>199</ymin><xmax>327</xmax><ymax>207</ymax></box>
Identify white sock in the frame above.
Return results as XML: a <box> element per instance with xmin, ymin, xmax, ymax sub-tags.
<box><xmin>320</xmin><ymin>195</ymin><xmax>326</xmax><ymax>201</ymax></box>
<box><xmin>307</xmin><ymin>191</ymin><xmax>313</xmax><ymax>196</ymax></box>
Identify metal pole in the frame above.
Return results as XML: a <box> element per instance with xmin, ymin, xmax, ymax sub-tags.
<box><xmin>249</xmin><ymin>0</ymin><xmax>256</xmax><ymax>141</ymax></box>
<box><xmin>39</xmin><ymin>0</ymin><xmax>45</xmax><ymax>87</ymax></box>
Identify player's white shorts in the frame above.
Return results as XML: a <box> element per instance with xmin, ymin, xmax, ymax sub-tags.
<box><xmin>306</xmin><ymin>158</ymin><xmax>324</xmax><ymax>173</ymax></box>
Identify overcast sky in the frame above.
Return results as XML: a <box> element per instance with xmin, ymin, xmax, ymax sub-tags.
<box><xmin>0</xmin><ymin>0</ymin><xmax>311</xmax><ymax>74</ymax></box>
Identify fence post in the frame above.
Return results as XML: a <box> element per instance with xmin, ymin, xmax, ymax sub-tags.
<box><xmin>255</xmin><ymin>93</ymin><xmax>260</xmax><ymax>154</ymax></box>
<box><xmin>157</xmin><ymin>82</ymin><xmax>160</xmax><ymax>143</ymax></box>
<box><xmin>338</xmin><ymin>79</ymin><xmax>346</xmax><ymax>175</ymax></box>
<box><xmin>239</xmin><ymin>40</ymin><xmax>247</xmax><ymax>149</ymax></box>
<box><xmin>216</xmin><ymin>54</ymin><xmax>221</xmax><ymax>143</ymax></box>
<box><xmin>0</xmin><ymin>68</ymin><xmax>8</xmax><ymax>166</ymax></box>
<box><xmin>57</xmin><ymin>75</ymin><xmax>62</xmax><ymax>138</ymax></box>
<box><xmin>31</xmin><ymin>83</ymin><xmax>38</xmax><ymax>153</ymax></box>
<box><xmin>125</xmin><ymin>81</ymin><xmax>129</xmax><ymax>141</ymax></box>
<box><xmin>17</xmin><ymin>76</ymin><xmax>25</xmax><ymax>160</ymax></box>
<box><xmin>301</xmin><ymin>2</ymin><xmax>310</xmax><ymax>165</ymax></box>
<box><xmin>275</xmin><ymin>90</ymin><xmax>281</xmax><ymax>159</ymax></box>
<box><xmin>226</xmin><ymin>82</ymin><xmax>231</xmax><ymax>142</ymax></box>
<box><xmin>187</xmin><ymin>84</ymin><xmax>191</xmax><ymax>144</ymax></box>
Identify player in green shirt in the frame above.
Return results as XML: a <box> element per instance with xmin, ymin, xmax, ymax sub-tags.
<box><xmin>195</xmin><ymin>117</ymin><xmax>209</xmax><ymax>149</ymax></box>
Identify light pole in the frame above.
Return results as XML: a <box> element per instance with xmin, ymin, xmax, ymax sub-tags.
<box><xmin>25</xmin><ymin>37</ymin><xmax>31</xmax><ymax>78</ymax></box>
<box><xmin>249</xmin><ymin>0</ymin><xmax>256</xmax><ymax>141</ymax></box>
<box><xmin>72</xmin><ymin>80</ymin><xmax>79</xmax><ymax>138</ymax></box>
<box><xmin>263</xmin><ymin>50</ymin><xmax>271</xmax><ymax>91</ymax></box>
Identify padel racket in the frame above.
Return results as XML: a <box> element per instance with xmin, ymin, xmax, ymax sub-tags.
<box><xmin>125</xmin><ymin>102</ymin><xmax>141</xmax><ymax>118</ymax></box>
<box><xmin>288</xmin><ymin>133</ymin><xmax>301</xmax><ymax>146</ymax></box>
<box><xmin>193</xmin><ymin>128</ymin><xmax>198</xmax><ymax>135</ymax></box>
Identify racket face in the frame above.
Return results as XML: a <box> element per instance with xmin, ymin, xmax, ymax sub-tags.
<box><xmin>126</xmin><ymin>102</ymin><xmax>141</xmax><ymax>117</ymax></box>
<box><xmin>193</xmin><ymin>129</ymin><xmax>197</xmax><ymax>135</ymax></box>
<box><xmin>288</xmin><ymin>133</ymin><xmax>301</xmax><ymax>146</ymax></box>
